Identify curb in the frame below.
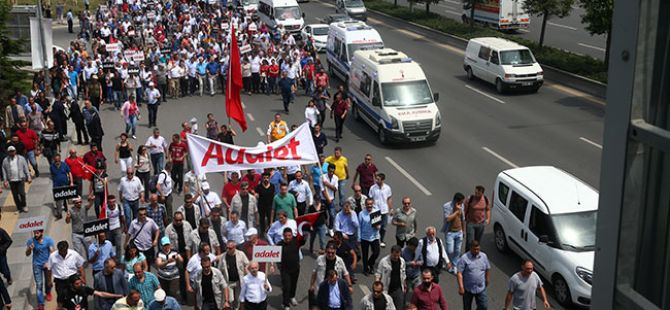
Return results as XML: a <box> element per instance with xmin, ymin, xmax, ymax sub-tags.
<box><xmin>365</xmin><ymin>7</ymin><xmax>608</xmax><ymax>100</ymax></box>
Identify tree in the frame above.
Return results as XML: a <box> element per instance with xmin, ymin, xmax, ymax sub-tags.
<box><xmin>0</xmin><ymin>1</ymin><xmax>31</xmax><ymax>104</ymax></box>
<box><xmin>523</xmin><ymin>0</ymin><xmax>574</xmax><ymax>48</ymax></box>
<box><xmin>420</xmin><ymin>0</ymin><xmax>441</xmax><ymax>14</ymax></box>
<box><xmin>580</xmin><ymin>0</ymin><xmax>613</xmax><ymax>65</ymax></box>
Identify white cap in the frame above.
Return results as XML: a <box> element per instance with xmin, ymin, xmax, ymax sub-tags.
<box><xmin>154</xmin><ymin>289</ymin><xmax>166</xmax><ymax>302</ymax></box>
<box><xmin>245</xmin><ymin>228</ymin><xmax>258</xmax><ymax>237</ymax></box>
<box><xmin>149</xmin><ymin>82</ymin><xmax>155</xmax><ymax>87</ymax></box>
<box><xmin>201</xmin><ymin>182</ymin><xmax>210</xmax><ymax>190</ymax></box>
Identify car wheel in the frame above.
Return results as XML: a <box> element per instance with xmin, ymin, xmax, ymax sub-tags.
<box><xmin>466</xmin><ymin>66</ymin><xmax>474</xmax><ymax>80</ymax></box>
<box><xmin>496</xmin><ymin>78</ymin><xmax>506</xmax><ymax>94</ymax></box>
<box><xmin>378</xmin><ymin>125</ymin><xmax>388</xmax><ymax>145</ymax></box>
<box><xmin>552</xmin><ymin>275</ymin><xmax>573</xmax><ymax>306</ymax></box>
<box><xmin>494</xmin><ymin>224</ymin><xmax>509</xmax><ymax>252</ymax></box>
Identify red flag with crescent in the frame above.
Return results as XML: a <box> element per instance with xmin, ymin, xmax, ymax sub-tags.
<box><xmin>296</xmin><ymin>211</ymin><xmax>322</xmax><ymax>244</ymax></box>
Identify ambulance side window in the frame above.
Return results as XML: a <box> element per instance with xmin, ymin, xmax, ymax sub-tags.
<box><xmin>333</xmin><ymin>38</ymin><xmax>342</xmax><ymax>56</ymax></box>
<box><xmin>372</xmin><ymin>81</ymin><xmax>381</xmax><ymax>106</ymax></box>
<box><xmin>360</xmin><ymin>72</ymin><xmax>371</xmax><ymax>97</ymax></box>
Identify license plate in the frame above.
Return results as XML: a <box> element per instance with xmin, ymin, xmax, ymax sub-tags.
<box><xmin>522</xmin><ymin>82</ymin><xmax>534</xmax><ymax>86</ymax></box>
<box><xmin>410</xmin><ymin>136</ymin><xmax>426</xmax><ymax>142</ymax></box>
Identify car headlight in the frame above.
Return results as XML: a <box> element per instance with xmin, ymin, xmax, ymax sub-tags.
<box><xmin>390</xmin><ymin>116</ymin><xmax>399</xmax><ymax>130</ymax></box>
<box><xmin>504</xmin><ymin>73</ymin><xmax>516</xmax><ymax>79</ymax></box>
<box><xmin>435</xmin><ymin>112</ymin><xmax>441</xmax><ymax>127</ymax></box>
<box><xmin>576</xmin><ymin>267</ymin><xmax>592</xmax><ymax>285</ymax></box>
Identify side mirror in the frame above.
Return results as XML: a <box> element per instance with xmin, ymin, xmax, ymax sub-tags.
<box><xmin>433</xmin><ymin>92</ymin><xmax>439</xmax><ymax>102</ymax></box>
<box><xmin>538</xmin><ymin>235</ymin><xmax>549</xmax><ymax>244</ymax></box>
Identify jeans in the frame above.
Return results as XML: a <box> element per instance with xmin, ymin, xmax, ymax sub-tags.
<box><xmin>32</xmin><ymin>265</ymin><xmax>51</xmax><ymax>306</ymax></box>
<box><xmin>27</xmin><ymin>150</ymin><xmax>38</xmax><ymax>174</ymax></box>
<box><xmin>323</xmin><ymin>199</ymin><xmax>336</xmax><ymax>229</ymax></box>
<box><xmin>113</xmin><ymin>90</ymin><xmax>124</xmax><ymax>108</ymax></box>
<box><xmin>123</xmin><ymin>199</ymin><xmax>140</xmax><ymax>221</ymax></box>
<box><xmin>125</xmin><ymin>115</ymin><xmax>137</xmax><ymax>136</ymax></box>
<box><xmin>147</xmin><ymin>104</ymin><xmax>158</xmax><ymax>127</ymax></box>
<box><xmin>337</xmin><ymin>179</ymin><xmax>347</xmax><ymax>206</ymax></box>
<box><xmin>379</xmin><ymin>213</ymin><xmax>389</xmax><ymax>243</ymax></box>
<box><xmin>9</xmin><ymin>181</ymin><xmax>26</xmax><ymax>211</ymax></box>
<box><xmin>268</xmin><ymin>77</ymin><xmax>276</xmax><ymax>94</ymax></box>
<box><xmin>72</xmin><ymin>233</ymin><xmax>88</xmax><ymax>259</ymax></box>
<box><xmin>360</xmin><ymin>239</ymin><xmax>380</xmax><ymax>273</ymax></box>
<box><xmin>334</xmin><ymin>115</ymin><xmax>345</xmax><ymax>139</ymax></box>
<box><xmin>463</xmin><ymin>289</ymin><xmax>488</xmax><ymax>310</ymax></box>
<box><xmin>446</xmin><ymin>231</ymin><xmax>464</xmax><ymax>269</ymax></box>
<box><xmin>310</xmin><ymin>223</ymin><xmax>328</xmax><ymax>251</ymax></box>
<box><xmin>150</xmin><ymin>152</ymin><xmax>165</xmax><ymax>175</ymax></box>
<box><xmin>466</xmin><ymin>223</ymin><xmax>486</xmax><ymax>251</ymax></box>
<box><xmin>108</xmin><ymin>227</ymin><xmax>124</xmax><ymax>258</ymax></box>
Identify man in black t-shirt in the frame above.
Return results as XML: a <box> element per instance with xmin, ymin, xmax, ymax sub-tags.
<box><xmin>62</xmin><ymin>275</ymin><xmax>122</xmax><ymax>310</ymax></box>
<box><xmin>276</xmin><ymin>228</ymin><xmax>301</xmax><ymax>309</ymax></box>
<box><xmin>254</xmin><ymin>172</ymin><xmax>275</xmax><ymax>235</ymax></box>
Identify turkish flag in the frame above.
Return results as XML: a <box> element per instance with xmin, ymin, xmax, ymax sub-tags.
<box><xmin>296</xmin><ymin>211</ymin><xmax>323</xmax><ymax>245</ymax></box>
<box><xmin>226</xmin><ymin>25</ymin><xmax>248</xmax><ymax>132</ymax></box>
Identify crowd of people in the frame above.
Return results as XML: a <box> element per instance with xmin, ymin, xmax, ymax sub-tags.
<box><xmin>0</xmin><ymin>0</ymin><xmax>554</xmax><ymax>309</ymax></box>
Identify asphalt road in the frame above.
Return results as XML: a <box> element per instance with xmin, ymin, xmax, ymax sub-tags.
<box><xmin>44</xmin><ymin>4</ymin><xmax>603</xmax><ymax>308</ymax></box>
<box><xmin>376</xmin><ymin>0</ymin><xmax>608</xmax><ymax>59</ymax></box>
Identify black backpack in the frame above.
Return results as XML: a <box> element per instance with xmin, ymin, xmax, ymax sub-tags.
<box><xmin>148</xmin><ymin>171</ymin><xmax>167</xmax><ymax>193</ymax></box>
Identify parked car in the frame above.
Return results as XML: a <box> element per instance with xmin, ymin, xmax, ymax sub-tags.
<box><xmin>335</xmin><ymin>0</ymin><xmax>367</xmax><ymax>21</ymax></box>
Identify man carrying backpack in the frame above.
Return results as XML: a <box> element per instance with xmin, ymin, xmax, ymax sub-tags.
<box><xmin>152</xmin><ymin>162</ymin><xmax>174</xmax><ymax>223</ymax></box>
<box><xmin>464</xmin><ymin>185</ymin><xmax>490</xmax><ymax>252</ymax></box>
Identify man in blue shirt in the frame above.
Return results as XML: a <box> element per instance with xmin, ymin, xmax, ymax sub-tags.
<box><xmin>147</xmin><ymin>288</ymin><xmax>181</xmax><ymax>310</ymax></box>
<box><xmin>206</xmin><ymin>59</ymin><xmax>220</xmax><ymax>96</ymax></box>
<box><xmin>88</xmin><ymin>232</ymin><xmax>117</xmax><ymax>276</ymax></box>
<box><xmin>68</xmin><ymin>65</ymin><xmax>79</xmax><ymax>99</ymax></box>
<box><xmin>25</xmin><ymin>229</ymin><xmax>56</xmax><ymax>308</ymax></box>
<box><xmin>334</xmin><ymin>202</ymin><xmax>359</xmax><ymax>246</ymax></box>
<box><xmin>50</xmin><ymin>153</ymin><xmax>73</xmax><ymax>218</ymax></box>
<box><xmin>317</xmin><ymin>270</ymin><xmax>353</xmax><ymax>310</ymax></box>
<box><xmin>196</xmin><ymin>58</ymin><xmax>208</xmax><ymax>97</ymax></box>
<box><xmin>457</xmin><ymin>240</ymin><xmax>491</xmax><ymax>310</ymax></box>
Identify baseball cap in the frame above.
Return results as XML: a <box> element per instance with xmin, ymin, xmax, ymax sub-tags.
<box><xmin>149</xmin><ymin>82</ymin><xmax>155</xmax><ymax>87</ymax></box>
<box><xmin>160</xmin><ymin>236</ymin><xmax>171</xmax><ymax>246</ymax></box>
<box><xmin>7</xmin><ymin>146</ymin><xmax>15</xmax><ymax>152</ymax></box>
<box><xmin>201</xmin><ymin>182</ymin><xmax>210</xmax><ymax>190</ymax></box>
<box><xmin>154</xmin><ymin>289</ymin><xmax>166</xmax><ymax>302</ymax></box>
<box><xmin>245</xmin><ymin>228</ymin><xmax>258</xmax><ymax>237</ymax></box>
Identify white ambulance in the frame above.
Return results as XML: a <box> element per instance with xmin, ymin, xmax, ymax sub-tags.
<box><xmin>348</xmin><ymin>48</ymin><xmax>441</xmax><ymax>144</ymax></box>
<box><xmin>326</xmin><ymin>21</ymin><xmax>384</xmax><ymax>81</ymax></box>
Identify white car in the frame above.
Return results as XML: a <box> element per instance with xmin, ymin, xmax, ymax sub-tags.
<box><xmin>301</xmin><ymin>24</ymin><xmax>329</xmax><ymax>52</ymax></box>
<box><xmin>492</xmin><ymin>166</ymin><xmax>596</xmax><ymax>307</ymax></box>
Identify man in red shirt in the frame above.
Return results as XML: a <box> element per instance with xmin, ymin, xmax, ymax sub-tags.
<box><xmin>352</xmin><ymin>154</ymin><xmax>378</xmax><ymax>196</ymax></box>
<box><xmin>302</xmin><ymin>59</ymin><xmax>316</xmax><ymax>96</ymax></box>
<box><xmin>179</xmin><ymin>121</ymin><xmax>191</xmax><ymax>142</ymax></box>
<box><xmin>83</xmin><ymin>142</ymin><xmax>106</xmax><ymax>168</ymax></box>
<box><xmin>241</xmin><ymin>169</ymin><xmax>261</xmax><ymax>194</ymax></box>
<box><xmin>222</xmin><ymin>171</ymin><xmax>241</xmax><ymax>212</ymax></box>
<box><xmin>167</xmin><ymin>134</ymin><xmax>188</xmax><ymax>194</ymax></box>
<box><xmin>65</xmin><ymin>148</ymin><xmax>87</xmax><ymax>196</ymax></box>
<box><xmin>15</xmin><ymin>119</ymin><xmax>40</xmax><ymax>176</ymax></box>
<box><xmin>315</xmin><ymin>68</ymin><xmax>329</xmax><ymax>90</ymax></box>
<box><xmin>267</xmin><ymin>59</ymin><xmax>280</xmax><ymax>95</ymax></box>
<box><xmin>411</xmin><ymin>269</ymin><xmax>448</xmax><ymax>310</ymax></box>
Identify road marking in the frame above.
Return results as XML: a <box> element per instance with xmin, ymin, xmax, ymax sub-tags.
<box><xmin>482</xmin><ymin>147</ymin><xmax>520</xmax><ymax>168</ymax></box>
<box><xmin>579</xmin><ymin>137</ymin><xmax>603</xmax><ymax>149</ymax></box>
<box><xmin>445</xmin><ymin>9</ymin><xmax>461</xmax><ymax>15</ymax></box>
<box><xmin>547</xmin><ymin>22</ymin><xmax>577</xmax><ymax>31</ymax></box>
<box><xmin>578</xmin><ymin>43</ymin><xmax>606</xmax><ymax>52</ymax></box>
<box><xmin>465</xmin><ymin>84</ymin><xmax>506</xmax><ymax>104</ymax></box>
<box><xmin>545</xmin><ymin>82</ymin><xmax>605</xmax><ymax>106</ymax></box>
<box><xmin>242</xmin><ymin>102</ymin><xmax>247</xmax><ymax>108</ymax></box>
<box><xmin>247</xmin><ymin>113</ymin><xmax>255</xmax><ymax>122</ymax></box>
<box><xmin>256</xmin><ymin>127</ymin><xmax>265</xmax><ymax>137</ymax></box>
<box><xmin>395</xmin><ymin>28</ymin><xmax>424</xmax><ymax>39</ymax></box>
<box><xmin>444</xmin><ymin>0</ymin><xmax>461</xmax><ymax>4</ymax></box>
<box><xmin>517</xmin><ymin>29</ymin><xmax>531</xmax><ymax>33</ymax></box>
<box><xmin>359</xmin><ymin>284</ymin><xmax>371</xmax><ymax>295</ymax></box>
<box><xmin>384</xmin><ymin>156</ymin><xmax>432</xmax><ymax>196</ymax></box>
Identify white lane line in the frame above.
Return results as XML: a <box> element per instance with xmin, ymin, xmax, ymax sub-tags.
<box><xmin>517</xmin><ymin>29</ymin><xmax>531</xmax><ymax>33</ymax></box>
<box><xmin>247</xmin><ymin>113</ymin><xmax>255</xmax><ymax>122</ymax></box>
<box><xmin>465</xmin><ymin>84</ymin><xmax>506</xmax><ymax>104</ymax></box>
<box><xmin>359</xmin><ymin>284</ymin><xmax>371</xmax><ymax>295</ymax></box>
<box><xmin>445</xmin><ymin>9</ymin><xmax>461</xmax><ymax>15</ymax></box>
<box><xmin>385</xmin><ymin>156</ymin><xmax>432</xmax><ymax>196</ymax></box>
<box><xmin>444</xmin><ymin>0</ymin><xmax>461</xmax><ymax>4</ymax></box>
<box><xmin>256</xmin><ymin>127</ymin><xmax>265</xmax><ymax>137</ymax></box>
<box><xmin>547</xmin><ymin>22</ymin><xmax>578</xmax><ymax>31</ymax></box>
<box><xmin>578</xmin><ymin>43</ymin><xmax>606</xmax><ymax>52</ymax></box>
<box><xmin>579</xmin><ymin>137</ymin><xmax>603</xmax><ymax>149</ymax></box>
<box><xmin>242</xmin><ymin>102</ymin><xmax>246</xmax><ymax>108</ymax></box>
<box><xmin>482</xmin><ymin>147</ymin><xmax>520</xmax><ymax>168</ymax></box>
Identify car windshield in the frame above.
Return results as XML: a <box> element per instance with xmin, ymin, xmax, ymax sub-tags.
<box><xmin>381</xmin><ymin>80</ymin><xmax>434</xmax><ymax>107</ymax></box>
<box><xmin>500</xmin><ymin>49</ymin><xmax>536</xmax><ymax>65</ymax></box>
<box><xmin>312</xmin><ymin>27</ymin><xmax>329</xmax><ymax>36</ymax></box>
<box><xmin>346</xmin><ymin>42</ymin><xmax>384</xmax><ymax>61</ymax></box>
<box><xmin>240</xmin><ymin>0</ymin><xmax>258</xmax><ymax>6</ymax></box>
<box><xmin>551</xmin><ymin>211</ymin><xmax>597</xmax><ymax>251</ymax></box>
<box><xmin>345</xmin><ymin>0</ymin><xmax>365</xmax><ymax>7</ymax></box>
<box><xmin>275</xmin><ymin>6</ymin><xmax>301</xmax><ymax>20</ymax></box>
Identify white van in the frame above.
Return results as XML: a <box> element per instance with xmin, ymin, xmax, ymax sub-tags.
<box><xmin>326</xmin><ymin>21</ymin><xmax>383</xmax><ymax>81</ymax></box>
<box><xmin>464</xmin><ymin>37</ymin><xmax>543</xmax><ymax>93</ymax></box>
<box><xmin>461</xmin><ymin>0</ymin><xmax>530</xmax><ymax>30</ymax></box>
<box><xmin>257</xmin><ymin>0</ymin><xmax>305</xmax><ymax>34</ymax></box>
<box><xmin>238</xmin><ymin>0</ymin><xmax>259</xmax><ymax>13</ymax></box>
<box><xmin>348</xmin><ymin>48</ymin><xmax>441</xmax><ymax>144</ymax></box>
<box><xmin>492</xmin><ymin>166</ymin><xmax>596</xmax><ymax>307</ymax></box>
<box><xmin>335</xmin><ymin>0</ymin><xmax>367</xmax><ymax>21</ymax></box>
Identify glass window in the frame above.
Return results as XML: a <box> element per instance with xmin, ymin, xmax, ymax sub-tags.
<box><xmin>497</xmin><ymin>182</ymin><xmax>509</xmax><ymax>206</ymax></box>
<box><xmin>552</xmin><ymin>211</ymin><xmax>597</xmax><ymax>251</ymax></box>
<box><xmin>529</xmin><ymin>207</ymin><xmax>552</xmax><ymax>239</ymax></box>
<box><xmin>381</xmin><ymin>80</ymin><xmax>434</xmax><ymax>107</ymax></box>
<box><xmin>508</xmin><ymin>191</ymin><xmax>528</xmax><ymax>223</ymax></box>
<box><xmin>372</xmin><ymin>81</ymin><xmax>381</xmax><ymax>106</ymax></box>
<box><xmin>346</xmin><ymin>42</ymin><xmax>384</xmax><ymax>62</ymax></box>
<box><xmin>500</xmin><ymin>49</ymin><xmax>536</xmax><ymax>65</ymax></box>
<box><xmin>344</xmin><ymin>0</ymin><xmax>365</xmax><ymax>7</ymax></box>
<box><xmin>478</xmin><ymin>46</ymin><xmax>490</xmax><ymax>61</ymax></box>
<box><xmin>274</xmin><ymin>6</ymin><xmax>301</xmax><ymax>20</ymax></box>
<box><xmin>491</xmin><ymin>51</ymin><xmax>499</xmax><ymax>65</ymax></box>
<box><xmin>312</xmin><ymin>27</ymin><xmax>329</xmax><ymax>36</ymax></box>
<box><xmin>333</xmin><ymin>38</ymin><xmax>341</xmax><ymax>56</ymax></box>
<box><xmin>360</xmin><ymin>72</ymin><xmax>371</xmax><ymax>97</ymax></box>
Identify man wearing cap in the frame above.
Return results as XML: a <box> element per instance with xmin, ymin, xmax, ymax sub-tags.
<box><xmin>145</xmin><ymin>82</ymin><xmax>161</xmax><ymax>127</ymax></box>
<box><xmin>50</xmin><ymin>153</ymin><xmax>73</xmax><ymax>218</ymax></box>
<box><xmin>155</xmin><ymin>236</ymin><xmax>183</xmax><ymax>299</ymax></box>
<box><xmin>148</xmin><ymin>288</ymin><xmax>181</xmax><ymax>310</ymax></box>
<box><xmin>195</xmin><ymin>182</ymin><xmax>222</xmax><ymax>218</ymax></box>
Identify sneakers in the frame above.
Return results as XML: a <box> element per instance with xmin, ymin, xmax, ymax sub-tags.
<box><xmin>380</xmin><ymin>242</ymin><xmax>386</xmax><ymax>248</ymax></box>
<box><xmin>291</xmin><ymin>298</ymin><xmax>298</xmax><ymax>306</ymax></box>
<box><xmin>46</xmin><ymin>292</ymin><xmax>53</xmax><ymax>301</ymax></box>
<box><xmin>328</xmin><ymin>229</ymin><xmax>334</xmax><ymax>237</ymax></box>
<box><xmin>132</xmin><ymin>135</ymin><xmax>137</xmax><ymax>139</ymax></box>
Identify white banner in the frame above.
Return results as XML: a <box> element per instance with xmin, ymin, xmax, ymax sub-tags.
<box><xmin>123</xmin><ymin>50</ymin><xmax>145</xmax><ymax>62</ymax></box>
<box><xmin>252</xmin><ymin>245</ymin><xmax>282</xmax><ymax>263</ymax></box>
<box><xmin>106</xmin><ymin>42</ymin><xmax>121</xmax><ymax>52</ymax></box>
<box><xmin>187</xmin><ymin>122</ymin><xmax>319</xmax><ymax>175</ymax></box>
<box><xmin>30</xmin><ymin>17</ymin><xmax>54</xmax><ymax>70</ymax></box>
<box><xmin>16</xmin><ymin>216</ymin><xmax>48</xmax><ymax>233</ymax></box>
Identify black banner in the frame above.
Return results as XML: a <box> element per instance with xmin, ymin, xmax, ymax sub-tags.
<box><xmin>370</xmin><ymin>210</ymin><xmax>382</xmax><ymax>225</ymax></box>
<box><xmin>102</xmin><ymin>61</ymin><xmax>115</xmax><ymax>69</ymax></box>
<box><xmin>84</xmin><ymin>219</ymin><xmax>109</xmax><ymax>237</ymax></box>
<box><xmin>128</xmin><ymin>67</ymin><xmax>140</xmax><ymax>75</ymax></box>
<box><xmin>161</xmin><ymin>47</ymin><xmax>171</xmax><ymax>54</ymax></box>
<box><xmin>53</xmin><ymin>185</ymin><xmax>79</xmax><ymax>201</ymax></box>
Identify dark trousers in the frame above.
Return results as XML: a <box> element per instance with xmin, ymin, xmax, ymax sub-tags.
<box><xmin>251</xmin><ymin>73</ymin><xmax>261</xmax><ymax>93</ymax></box>
<box><xmin>74</xmin><ymin>122</ymin><xmax>89</xmax><ymax>144</ymax></box>
<box><xmin>389</xmin><ymin>287</ymin><xmax>405</xmax><ymax>309</ymax></box>
<box><xmin>9</xmin><ymin>181</ymin><xmax>26</xmax><ymax>211</ymax></box>
<box><xmin>245</xmin><ymin>300</ymin><xmax>268</xmax><ymax>310</ymax></box>
<box><xmin>189</xmin><ymin>76</ymin><xmax>197</xmax><ymax>95</ymax></box>
<box><xmin>179</xmin><ymin>77</ymin><xmax>188</xmax><ymax>97</ymax></box>
<box><xmin>280</xmin><ymin>268</ymin><xmax>299</xmax><ymax>306</ymax></box>
<box><xmin>141</xmin><ymin>248</ymin><xmax>155</xmax><ymax>271</ymax></box>
<box><xmin>243</xmin><ymin>76</ymin><xmax>252</xmax><ymax>93</ymax></box>
<box><xmin>361</xmin><ymin>239</ymin><xmax>380</xmax><ymax>273</ymax></box>
<box><xmin>136</xmin><ymin>171</ymin><xmax>151</xmax><ymax>201</ymax></box>
<box><xmin>282</xmin><ymin>94</ymin><xmax>291</xmax><ymax>112</ymax></box>
<box><xmin>334</xmin><ymin>115</ymin><xmax>345</xmax><ymax>139</ymax></box>
<box><xmin>67</xmin><ymin>19</ymin><xmax>73</xmax><ymax>33</ymax></box>
<box><xmin>201</xmin><ymin>301</ymin><xmax>219</xmax><ymax>310</ymax></box>
<box><xmin>147</xmin><ymin>104</ymin><xmax>158</xmax><ymax>127</ymax></box>
<box><xmin>158</xmin><ymin>83</ymin><xmax>168</xmax><ymax>102</ymax></box>
<box><xmin>0</xmin><ymin>255</ymin><xmax>11</xmax><ymax>282</ymax></box>
<box><xmin>54</xmin><ymin>278</ymin><xmax>70</xmax><ymax>304</ymax></box>
<box><xmin>258</xmin><ymin>205</ymin><xmax>272</xmax><ymax>237</ymax></box>
<box><xmin>178</xmin><ymin>251</ymin><xmax>188</xmax><ymax>302</ymax></box>
<box><xmin>267</xmin><ymin>77</ymin><xmax>276</xmax><ymax>94</ymax></box>
<box><xmin>171</xmin><ymin>162</ymin><xmax>184</xmax><ymax>192</ymax></box>
<box><xmin>159</xmin><ymin>278</ymin><xmax>179</xmax><ymax>299</ymax></box>
<box><xmin>463</xmin><ymin>289</ymin><xmax>489</xmax><ymax>310</ymax></box>
<box><xmin>396</xmin><ymin>237</ymin><xmax>407</xmax><ymax>248</ymax></box>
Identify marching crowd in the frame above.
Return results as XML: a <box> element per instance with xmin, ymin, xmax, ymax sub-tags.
<box><xmin>0</xmin><ymin>0</ymin><xmax>553</xmax><ymax>309</ymax></box>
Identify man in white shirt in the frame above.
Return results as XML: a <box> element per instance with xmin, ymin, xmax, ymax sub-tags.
<box><xmin>288</xmin><ymin>170</ymin><xmax>312</xmax><ymax>216</ymax></box>
<box><xmin>368</xmin><ymin>173</ymin><xmax>393</xmax><ymax>248</ymax></box>
<box><xmin>240</xmin><ymin>261</ymin><xmax>272</xmax><ymax>309</ymax></box>
<box><xmin>47</xmin><ymin>241</ymin><xmax>86</xmax><ymax>308</ymax></box>
<box><xmin>195</xmin><ymin>182</ymin><xmax>222</xmax><ymax>217</ymax></box>
<box><xmin>223</xmin><ymin>211</ymin><xmax>247</xmax><ymax>245</ymax></box>
<box><xmin>156</xmin><ymin>162</ymin><xmax>174</xmax><ymax>222</ymax></box>
<box><xmin>320</xmin><ymin>164</ymin><xmax>339</xmax><ymax>234</ymax></box>
<box><xmin>144</xmin><ymin>82</ymin><xmax>162</xmax><ymax>127</ymax></box>
<box><xmin>145</xmin><ymin>128</ymin><xmax>167</xmax><ymax>174</ymax></box>
<box><xmin>415</xmin><ymin>226</ymin><xmax>451</xmax><ymax>284</ymax></box>
<box><xmin>266</xmin><ymin>211</ymin><xmax>297</xmax><ymax>245</ymax></box>
<box><xmin>118</xmin><ymin>167</ymin><xmax>145</xmax><ymax>221</ymax></box>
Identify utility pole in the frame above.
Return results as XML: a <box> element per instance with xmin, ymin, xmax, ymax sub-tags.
<box><xmin>35</xmin><ymin>0</ymin><xmax>51</xmax><ymax>97</ymax></box>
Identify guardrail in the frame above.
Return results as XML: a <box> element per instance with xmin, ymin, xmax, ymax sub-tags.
<box><xmin>366</xmin><ymin>8</ymin><xmax>608</xmax><ymax>100</ymax></box>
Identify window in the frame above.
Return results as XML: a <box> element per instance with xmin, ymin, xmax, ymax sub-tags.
<box><xmin>497</xmin><ymin>182</ymin><xmax>509</xmax><ymax>205</ymax></box>
<box><xmin>333</xmin><ymin>38</ymin><xmax>342</xmax><ymax>57</ymax></box>
<box><xmin>500</xmin><ymin>49</ymin><xmax>536</xmax><ymax>65</ymax></box>
<box><xmin>478</xmin><ymin>46</ymin><xmax>491</xmax><ymax>61</ymax></box>
<box><xmin>490</xmin><ymin>51</ymin><xmax>499</xmax><ymax>65</ymax></box>
<box><xmin>372</xmin><ymin>81</ymin><xmax>381</xmax><ymax>106</ymax></box>
<box><xmin>360</xmin><ymin>72</ymin><xmax>371</xmax><ymax>97</ymax></box>
<box><xmin>508</xmin><ymin>191</ymin><xmax>528</xmax><ymax>222</ymax></box>
<box><xmin>381</xmin><ymin>80</ymin><xmax>433</xmax><ymax>106</ymax></box>
<box><xmin>529</xmin><ymin>207</ymin><xmax>551</xmax><ymax>238</ymax></box>
<box><xmin>340</xmin><ymin>42</ymin><xmax>348</xmax><ymax>62</ymax></box>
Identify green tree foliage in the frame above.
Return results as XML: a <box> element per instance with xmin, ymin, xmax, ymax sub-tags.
<box><xmin>0</xmin><ymin>1</ymin><xmax>32</xmax><ymax>104</ymax></box>
<box><xmin>523</xmin><ymin>0</ymin><xmax>574</xmax><ymax>48</ymax></box>
<box><xmin>580</xmin><ymin>0</ymin><xmax>613</xmax><ymax>64</ymax></box>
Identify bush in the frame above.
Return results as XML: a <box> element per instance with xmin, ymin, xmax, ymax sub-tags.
<box><xmin>365</xmin><ymin>0</ymin><xmax>607</xmax><ymax>83</ymax></box>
